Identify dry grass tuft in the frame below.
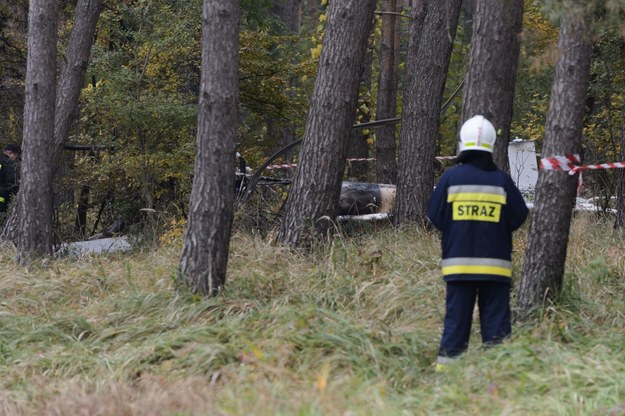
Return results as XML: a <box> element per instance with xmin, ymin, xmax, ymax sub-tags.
<box><xmin>1</xmin><ymin>216</ymin><xmax>625</xmax><ymax>415</ymax></box>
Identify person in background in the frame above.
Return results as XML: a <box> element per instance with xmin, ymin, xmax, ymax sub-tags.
<box><xmin>426</xmin><ymin>115</ymin><xmax>528</xmax><ymax>372</ymax></box>
<box><xmin>0</xmin><ymin>143</ymin><xmax>21</xmax><ymax>213</ymax></box>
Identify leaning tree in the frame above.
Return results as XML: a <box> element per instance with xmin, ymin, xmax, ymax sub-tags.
<box><xmin>276</xmin><ymin>0</ymin><xmax>377</xmax><ymax>247</ymax></box>
<box><xmin>394</xmin><ymin>0</ymin><xmax>463</xmax><ymax>225</ymax></box>
<box><xmin>615</xmin><ymin>101</ymin><xmax>625</xmax><ymax>229</ymax></box>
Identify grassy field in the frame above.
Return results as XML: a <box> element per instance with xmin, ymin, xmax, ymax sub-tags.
<box><xmin>1</xmin><ymin>213</ymin><xmax>625</xmax><ymax>415</ymax></box>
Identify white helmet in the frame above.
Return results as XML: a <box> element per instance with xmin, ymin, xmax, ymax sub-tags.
<box><xmin>459</xmin><ymin>115</ymin><xmax>496</xmax><ymax>153</ymax></box>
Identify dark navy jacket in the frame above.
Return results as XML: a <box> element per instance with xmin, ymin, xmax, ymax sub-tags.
<box><xmin>427</xmin><ymin>152</ymin><xmax>529</xmax><ymax>283</ymax></box>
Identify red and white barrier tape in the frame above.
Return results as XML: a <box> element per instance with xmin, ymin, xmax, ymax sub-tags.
<box><xmin>540</xmin><ymin>154</ymin><xmax>625</xmax><ymax>175</ymax></box>
<box><xmin>570</xmin><ymin>161</ymin><xmax>625</xmax><ymax>174</ymax></box>
<box><xmin>540</xmin><ymin>153</ymin><xmax>625</xmax><ymax>195</ymax></box>
<box><xmin>539</xmin><ymin>154</ymin><xmax>581</xmax><ymax>172</ymax></box>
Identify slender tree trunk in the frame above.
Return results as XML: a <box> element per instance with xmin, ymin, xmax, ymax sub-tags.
<box><xmin>460</xmin><ymin>0</ymin><xmax>523</xmax><ymax>172</ymax></box>
<box><xmin>266</xmin><ymin>0</ymin><xmax>303</xmax><ymax>163</ymax></box>
<box><xmin>55</xmin><ymin>0</ymin><xmax>103</xmax><ymax>219</ymax></box>
<box><xmin>178</xmin><ymin>0</ymin><xmax>240</xmax><ymax>296</ymax></box>
<box><xmin>347</xmin><ymin>45</ymin><xmax>373</xmax><ymax>182</ymax></box>
<box><xmin>54</xmin><ymin>0</ymin><xmax>103</xmax><ymax>155</ymax></box>
<box><xmin>270</xmin><ymin>0</ymin><xmax>302</xmax><ymax>33</ymax></box>
<box><xmin>276</xmin><ymin>0</ymin><xmax>377</xmax><ymax>246</ymax></box>
<box><xmin>375</xmin><ymin>0</ymin><xmax>402</xmax><ymax>185</ymax></box>
<box><xmin>395</xmin><ymin>0</ymin><xmax>463</xmax><ymax>225</ymax></box>
<box><xmin>75</xmin><ymin>184</ymin><xmax>90</xmax><ymax>237</ymax></box>
<box><xmin>615</xmin><ymin>101</ymin><xmax>625</xmax><ymax>229</ymax></box>
<box><xmin>517</xmin><ymin>5</ymin><xmax>593</xmax><ymax>312</ymax></box>
<box><xmin>17</xmin><ymin>0</ymin><xmax>59</xmax><ymax>263</ymax></box>
<box><xmin>2</xmin><ymin>0</ymin><xmax>103</xmax><ymax>246</ymax></box>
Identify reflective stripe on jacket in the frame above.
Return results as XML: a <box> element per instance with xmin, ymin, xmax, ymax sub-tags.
<box><xmin>441</xmin><ymin>257</ymin><xmax>512</xmax><ymax>278</ymax></box>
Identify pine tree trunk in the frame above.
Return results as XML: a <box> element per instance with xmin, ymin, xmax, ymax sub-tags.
<box><xmin>270</xmin><ymin>0</ymin><xmax>302</xmax><ymax>33</ymax></box>
<box><xmin>266</xmin><ymin>0</ymin><xmax>302</xmax><ymax>163</ymax></box>
<box><xmin>54</xmin><ymin>0</ymin><xmax>103</xmax><ymax>213</ymax></box>
<box><xmin>3</xmin><ymin>0</ymin><xmax>102</xmax><ymax>247</ymax></box>
<box><xmin>17</xmin><ymin>0</ymin><xmax>59</xmax><ymax>263</ymax></box>
<box><xmin>460</xmin><ymin>0</ymin><xmax>523</xmax><ymax>173</ymax></box>
<box><xmin>178</xmin><ymin>0</ymin><xmax>240</xmax><ymax>296</ymax></box>
<box><xmin>348</xmin><ymin>45</ymin><xmax>373</xmax><ymax>182</ymax></box>
<box><xmin>375</xmin><ymin>0</ymin><xmax>402</xmax><ymax>185</ymax></box>
<box><xmin>615</xmin><ymin>101</ymin><xmax>625</xmax><ymax>229</ymax></box>
<box><xmin>54</xmin><ymin>0</ymin><xmax>103</xmax><ymax>154</ymax></box>
<box><xmin>517</xmin><ymin>6</ymin><xmax>593</xmax><ymax>312</ymax></box>
<box><xmin>395</xmin><ymin>0</ymin><xmax>463</xmax><ymax>225</ymax></box>
<box><xmin>276</xmin><ymin>0</ymin><xmax>377</xmax><ymax>246</ymax></box>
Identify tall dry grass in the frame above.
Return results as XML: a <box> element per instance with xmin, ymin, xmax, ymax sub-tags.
<box><xmin>0</xmin><ymin>214</ymin><xmax>624</xmax><ymax>415</ymax></box>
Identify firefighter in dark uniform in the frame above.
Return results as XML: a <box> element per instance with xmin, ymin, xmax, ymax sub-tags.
<box><xmin>427</xmin><ymin>115</ymin><xmax>528</xmax><ymax>371</ymax></box>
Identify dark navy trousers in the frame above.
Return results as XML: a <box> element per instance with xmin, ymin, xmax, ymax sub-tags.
<box><xmin>438</xmin><ymin>281</ymin><xmax>511</xmax><ymax>358</ymax></box>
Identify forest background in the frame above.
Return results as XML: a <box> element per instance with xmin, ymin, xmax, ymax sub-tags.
<box><xmin>3</xmin><ymin>0</ymin><xmax>619</xmax><ymax>241</ymax></box>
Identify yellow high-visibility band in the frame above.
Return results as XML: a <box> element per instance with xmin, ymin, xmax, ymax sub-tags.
<box><xmin>447</xmin><ymin>192</ymin><xmax>506</xmax><ymax>204</ymax></box>
<box><xmin>0</xmin><ymin>197</ymin><xmax>5</xmax><ymax>203</ymax></box>
<box><xmin>462</xmin><ymin>142</ymin><xmax>492</xmax><ymax>150</ymax></box>
<box><xmin>442</xmin><ymin>265</ymin><xmax>512</xmax><ymax>277</ymax></box>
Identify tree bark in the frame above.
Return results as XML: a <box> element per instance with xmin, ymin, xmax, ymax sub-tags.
<box><xmin>54</xmin><ymin>0</ymin><xmax>103</xmax><ymax>213</ymax></box>
<box><xmin>266</xmin><ymin>0</ymin><xmax>303</xmax><ymax>163</ymax></box>
<box><xmin>615</xmin><ymin>101</ymin><xmax>625</xmax><ymax>229</ymax></box>
<box><xmin>276</xmin><ymin>0</ymin><xmax>377</xmax><ymax>246</ymax></box>
<box><xmin>270</xmin><ymin>0</ymin><xmax>302</xmax><ymax>33</ymax></box>
<box><xmin>54</xmin><ymin>0</ymin><xmax>103</xmax><ymax>155</ymax></box>
<box><xmin>2</xmin><ymin>0</ymin><xmax>103</xmax><ymax>247</ymax></box>
<box><xmin>460</xmin><ymin>0</ymin><xmax>524</xmax><ymax>173</ymax></box>
<box><xmin>395</xmin><ymin>0</ymin><xmax>463</xmax><ymax>225</ymax></box>
<box><xmin>16</xmin><ymin>0</ymin><xmax>59</xmax><ymax>263</ymax></box>
<box><xmin>375</xmin><ymin>0</ymin><xmax>402</xmax><ymax>185</ymax></box>
<box><xmin>347</xmin><ymin>44</ymin><xmax>373</xmax><ymax>182</ymax></box>
<box><xmin>178</xmin><ymin>0</ymin><xmax>240</xmax><ymax>296</ymax></box>
<box><xmin>517</xmin><ymin>5</ymin><xmax>593</xmax><ymax>312</ymax></box>
<box><xmin>75</xmin><ymin>183</ymin><xmax>90</xmax><ymax>237</ymax></box>
<box><xmin>301</xmin><ymin>0</ymin><xmax>321</xmax><ymax>23</ymax></box>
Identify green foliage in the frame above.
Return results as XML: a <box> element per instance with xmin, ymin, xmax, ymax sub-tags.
<box><xmin>0</xmin><ymin>1</ymin><xmax>27</xmax><ymax>144</ymax></box>
<box><xmin>237</xmin><ymin>31</ymin><xmax>316</xmax><ymax>157</ymax></box>
<box><xmin>580</xmin><ymin>28</ymin><xmax>625</xmax><ymax>199</ymax></box>
<box><xmin>580</xmin><ymin>255</ymin><xmax>612</xmax><ymax>283</ymax></box>
<box><xmin>512</xmin><ymin>2</ymin><xmax>560</xmax><ymax>147</ymax></box>
<box><xmin>241</xmin><ymin>0</ymin><xmax>273</xmax><ymax>29</ymax></box>
<box><xmin>69</xmin><ymin>0</ymin><xmax>201</xmax><ymax>231</ymax></box>
<box><xmin>512</xmin><ymin>2</ymin><xmax>625</xmax><ymax>200</ymax></box>
<box><xmin>61</xmin><ymin>0</ymin><xmax>316</xmax><ymax>238</ymax></box>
